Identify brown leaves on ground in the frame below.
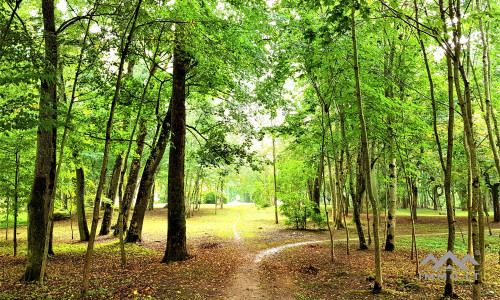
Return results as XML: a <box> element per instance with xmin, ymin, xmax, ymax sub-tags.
<box><xmin>258</xmin><ymin>242</ymin><xmax>500</xmax><ymax>299</ymax></box>
<box><xmin>0</xmin><ymin>239</ymin><xmax>241</xmax><ymax>299</ymax></box>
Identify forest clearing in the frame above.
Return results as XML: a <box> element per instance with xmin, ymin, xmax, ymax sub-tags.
<box><xmin>1</xmin><ymin>204</ymin><xmax>499</xmax><ymax>299</ymax></box>
<box><xmin>1</xmin><ymin>0</ymin><xmax>500</xmax><ymax>299</ymax></box>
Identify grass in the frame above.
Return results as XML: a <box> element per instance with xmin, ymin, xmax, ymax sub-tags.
<box><xmin>394</xmin><ymin>208</ymin><xmax>477</xmax><ymax>217</ymax></box>
<box><xmin>0</xmin><ymin>210</ymin><xmax>27</xmax><ymax>229</ymax></box>
<box><xmin>398</xmin><ymin>233</ymin><xmax>500</xmax><ymax>253</ymax></box>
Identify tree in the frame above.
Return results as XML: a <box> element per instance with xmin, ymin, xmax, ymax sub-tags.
<box><xmin>20</xmin><ymin>0</ymin><xmax>58</xmax><ymax>282</ymax></box>
<box><xmin>162</xmin><ymin>23</ymin><xmax>189</xmax><ymax>263</ymax></box>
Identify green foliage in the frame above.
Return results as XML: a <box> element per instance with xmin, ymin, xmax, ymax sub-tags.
<box><xmin>280</xmin><ymin>196</ymin><xmax>325</xmax><ymax>230</ymax></box>
<box><xmin>203</xmin><ymin>192</ymin><xmax>228</xmax><ymax>204</ymax></box>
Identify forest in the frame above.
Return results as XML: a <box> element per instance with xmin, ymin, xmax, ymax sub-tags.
<box><xmin>0</xmin><ymin>0</ymin><xmax>499</xmax><ymax>299</ymax></box>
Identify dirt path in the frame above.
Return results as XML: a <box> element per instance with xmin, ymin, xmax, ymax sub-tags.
<box><xmin>224</xmin><ymin>210</ymin><xmax>277</xmax><ymax>299</ymax></box>
<box><xmin>223</xmin><ymin>210</ymin><xmax>500</xmax><ymax>299</ymax></box>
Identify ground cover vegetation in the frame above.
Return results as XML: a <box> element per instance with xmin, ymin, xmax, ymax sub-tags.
<box><xmin>0</xmin><ymin>0</ymin><xmax>500</xmax><ymax>298</ymax></box>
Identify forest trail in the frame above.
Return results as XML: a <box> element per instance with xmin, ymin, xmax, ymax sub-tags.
<box><xmin>223</xmin><ymin>210</ymin><xmax>295</xmax><ymax>299</ymax></box>
<box><xmin>223</xmin><ymin>208</ymin><xmax>500</xmax><ymax>299</ymax></box>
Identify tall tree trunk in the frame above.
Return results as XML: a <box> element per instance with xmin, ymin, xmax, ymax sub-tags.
<box><xmin>450</xmin><ymin>0</ymin><xmax>483</xmax><ymax>295</ymax></box>
<box><xmin>81</xmin><ymin>0</ymin><xmax>142</xmax><ymax>294</ymax></box>
<box><xmin>162</xmin><ymin>24</ymin><xmax>189</xmax><ymax>263</ymax></box>
<box><xmin>20</xmin><ymin>0</ymin><xmax>57</xmax><ymax>282</ymax></box>
<box><xmin>351</xmin><ymin>8</ymin><xmax>382</xmax><ymax>292</ymax></box>
<box><xmin>383</xmin><ymin>30</ymin><xmax>396</xmax><ymax>252</ymax></box>
<box><xmin>99</xmin><ymin>154</ymin><xmax>123</xmax><ymax>236</ymax></box>
<box><xmin>74</xmin><ymin>154</ymin><xmax>90</xmax><ymax>241</ymax></box>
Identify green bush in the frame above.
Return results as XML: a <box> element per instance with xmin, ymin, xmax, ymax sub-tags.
<box><xmin>204</xmin><ymin>192</ymin><xmax>228</xmax><ymax>204</ymax></box>
<box><xmin>254</xmin><ymin>198</ymin><xmax>271</xmax><ymax>208</ymax></box>
<box><xmin>280</xmin><ymin>195</ymin><xmax>325</xmax><ymax>230</ymax></box>
<box><xmin>252</xmin><ymin>189</ymin><xmax>270</xmax><ymax>208</ymax></box>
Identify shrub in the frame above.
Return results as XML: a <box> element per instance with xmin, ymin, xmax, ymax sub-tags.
<box><xmin>280</xmin><ymin>195</ymin><xmax>325</xmax><ymax>230</ymax></box>
<box><xmin>204</xmin><ymin>192</ymin><xmax>228</xmax><ymax>204</ymax></box>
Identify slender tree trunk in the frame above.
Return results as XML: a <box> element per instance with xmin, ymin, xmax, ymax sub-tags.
<box><xmin>351</xmin><ymin>8</ymin><xmax>382</xmax><ymax>292</ymax></box>
<box><xmin>411</xmin><ymin>180</ymin><xmax>418</xmax><ymax>220</ymax></box>
<box><xmin>385</xmin><ymin>154</ymin><xmax>396</xmax><ymax>251</ymax></box>
<box><xmin>14</xmin><ymin>152</ymin><xmax>19</xmax><ymax>256</ymax></box>
<box><xmin>81</xmin><ymin>0</ymin><xmax>142</xmax><ymax>294</ymax></box>
<box><xmin>5</xmin><ymin>198</ymin><xmax>8</xmax><ymax>240</ymax></box>
<box><xmin>450</xmin><ymin>1</ymin><xmax>483</xmax><ymax>294</ymax></box>
<box><xmin>272</xmin><ymin>136</ymin><xmax>278</xmax><ymax>224</ymax></box>
<box><xmin>476</xmin><ymin>0</ymin><xmax>500</xmax><ymax>179</ymax></box>
<box><xmin>20</xmin><ymin>0</ymin><xmax>57</xmax><ymax>282</ymax></box>
<box><xmin>162</xmin><ymin>24</ymin><xmax>189</xmax><ymax>263</ymax></box>
<box><xmin>326</xmin><ymin>156</ymin><xmax>337</xmax><ymax>225</ymax></box>
<box><xmin>126</xmin><ymin>109</ymin><xmax>171</xmax><ymax>243</ymax></box>
<box><xmin>148</xmin><ymin>182</ymin><xmax>155</xmax><ymax>211</ymax></box>
<box><xmin>464</xmin><ymin>133</ymin><xmax>473</xmax><ymax>255</ymax></box>
<box><xmin>99</xmin><ymin>154</ymin><xmax>123</xmax><ymax>236</ymax></box>
<box><xmin>492</xmin><ymin>183</ymin><xmax>500</xmax><ymax>222</ymax></box>
<box><xmin>320</xmin><ymin>104</ymin><xmax>334</xmax><ymax>260</ymax></box>
<box><xmin>221</xmin><ymin>180</ymin><xmax>225</xmax><ymax>209</ymax></box>
<box><xmin>114</xmin><ymin>120</ymin><xmax>147</xmax><ymax>236</ymax></box>
<box><xmin>312</xmin><ymin>152</ymin><xmax>324</xmax><ymax>214</ymax></box>
<box><xmin>74</xmin><ymin>157</ymin><xmax>89</xmax><ymax>241</ymax></box>
<box><xmin>353</xmin><ymin>152</ymin><xmax>368</xmax><ymax>249</ymax></box>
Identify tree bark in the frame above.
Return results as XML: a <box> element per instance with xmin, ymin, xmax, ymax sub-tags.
<box><xmin>99</xmin><ymin>154</ymin><xmax>123</xmax><ymax>236</ymax></box>
<box><xmin>74</xmin><ymin>155</ymin><xmax>90</xmax><ymax>241</ymax></box>
<box><xmin>126</xmin><ymin>108</ymin><xmax>171</xmax><ymax>243</ymax></box>
<box><xmin>114</xmin><ymin>120</ymin><xmax>147</xmax><ymax>236</ymax></box>
<box><xmin>148</xmin><ymin>182</ymin><xmax>155</xmax><ymax>211</ymax></box>
<box><xmin>14</xmin><ymin>152</ymin><xmax>19</xmax><ymax>256</ymax></box>
<box><xmin>162</xmin><ymin>24</ymin><xmax>189</xmax><ymax>263</ymax></box>
<box><xmin>385</xmin><ymin>154</ymin><xmax>396</xmax><ymax>251</ymax></box>
<box><xmin>351</xmin><ymin>8</ymin><xmax>382</xmax><ymax>292</ymax></box>
<box><xmin>352</xmin><ymin>151</ymin><xmax>367</xmax><ymax>249</ymax></box>
<box><xmin>492</xmin><ymin>183</ymin><xmax>500</xmax><ymax>222</ymax></box>
<box><xmin>272</xmin><ymin>136</ymin><xmax>278</xmax><ymax>223</ymax></box>
<box><xmin>450</xmin><ymin>0</ymin><xmax>483</xmax><ymax>295</ymax></box>
<box><xmin>20</xmin><ymin>0</ymin><xmax>57</xmax><ymax>282</ymax></box>
<box><xmin>312</xmin><ymin>152</ymin><xmax>324</xmax><ymax>214</ymax></box>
